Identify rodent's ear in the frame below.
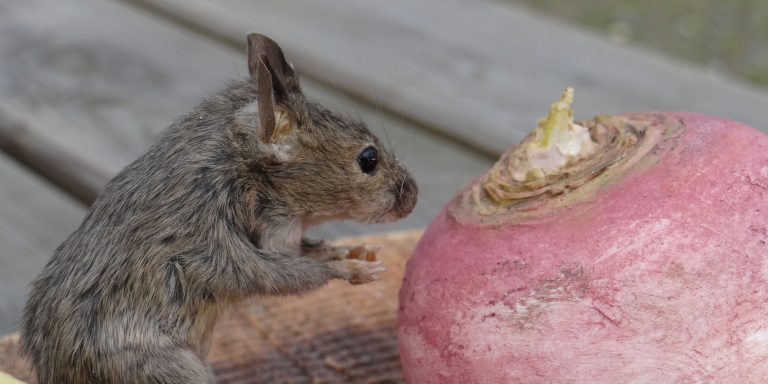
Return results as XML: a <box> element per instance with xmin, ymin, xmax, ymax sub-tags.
<box><xmin>246</xmin><ymin>33</ymin><xmax>298</xmax><ymax>92</ymax></box>
<box><xmin>253</xmin><ymin>56</ymin><xmax>298</xmax><ymax>145</ymax></box>
<box><xmin>247</xmin><ymin>33</ymin><xmax>300</xmax><ymax>144</ymax></box>
<box><xmin>254</xmin><ymin>56</ymin><xmax>277</xmax><ymax>144</ymax></box>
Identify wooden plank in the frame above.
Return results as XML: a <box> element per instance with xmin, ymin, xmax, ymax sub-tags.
<box><xmin>131</xmin><ymin>0</ymin><xmax>768</xmax><ymax>155</ymax></box>
<box><xmin>0</xmin><ymin>0</ymin><xmax>238</xmax><ymax>202</ymax></box>
<box><xmin>0</xmin><ymin>0</ymin><xmax>493</xmax><ymax>237</ymax></box>
<box><xmin>0</xmin><ymin>153</ymin><xmax>85</xmax><ymax>336</ymax></box>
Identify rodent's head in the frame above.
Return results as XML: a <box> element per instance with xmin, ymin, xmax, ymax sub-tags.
<box><xmin>235</xmin><ymin>33</ymin><xmax>417</xmax><ymax>224</ymax></box>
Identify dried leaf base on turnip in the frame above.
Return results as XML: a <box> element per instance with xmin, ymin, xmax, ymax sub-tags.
<box><xmin>398</xmin><ymin>89</ymin><xmax>768</xmax><ymax>383</ymax></box>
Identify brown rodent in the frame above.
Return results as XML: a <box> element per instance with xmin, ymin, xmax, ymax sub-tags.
<box><xmin>20</xmin><ymin>33</ymin><xmax>417</xmax><ymax>384</ymax></box>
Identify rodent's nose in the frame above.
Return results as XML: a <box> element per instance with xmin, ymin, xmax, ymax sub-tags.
<box><xmin>392</xmin><ymin>175</ymin><xmax>418</xmax><ymax>218</ymax></box>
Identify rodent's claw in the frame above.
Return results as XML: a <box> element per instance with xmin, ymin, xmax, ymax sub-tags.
<box><xmin>345</xmin><ymin>244</ymin><xmax>380</xmax><ymax>262</ymax></box>
<box><xmin>302</xmin><ymin>243</ymin><xmax>380</xmax><ymax>262</ymax></box>
<box><xmin>330</xmin><ymin>259</ymin><xmax>386</xmax><ymax>285</ymax></box>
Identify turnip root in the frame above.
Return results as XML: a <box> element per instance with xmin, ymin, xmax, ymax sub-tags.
<box><xmin>398</xmin><ymin>88</ymin><xmax>768</xmax><ymax>383</ymax></box>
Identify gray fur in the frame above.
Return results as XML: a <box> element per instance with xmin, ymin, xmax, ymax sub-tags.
<box><xmin>20</xmin><ymin>34</ymin><xmax>417</xmax><ymax>384</ymax></box>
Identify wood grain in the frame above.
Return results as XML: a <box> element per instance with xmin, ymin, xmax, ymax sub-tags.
<box><xmin>130</xmin><ymin>0</ymin><xmax>768</xmax><ymax>155</ymax></box>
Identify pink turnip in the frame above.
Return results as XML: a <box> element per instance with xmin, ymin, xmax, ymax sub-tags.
<box><xmin>398</xmin><ymin>88</ymin><xmax>768</xmax><ymax>383</ymax></box>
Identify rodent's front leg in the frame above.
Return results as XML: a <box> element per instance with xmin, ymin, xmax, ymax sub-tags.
<box><xmin>184</xmin><ymin>237</ymin><xmax>384</xmax><ymax>298</ymax></box>
<box><xmin>300</xmin><ymin>238</ymin><xmax>336</xmax><ymax>261</ymax></box>
<box><xmin>301</xmin><ymin>238</ymin><xmax>379</xmax><ymax>262</ymax></box>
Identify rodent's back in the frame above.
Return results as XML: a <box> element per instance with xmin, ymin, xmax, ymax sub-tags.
<box><xmin>21</xmin><ymin>80</ymin><xmax>259</xmax><ymax>382</ymax></box>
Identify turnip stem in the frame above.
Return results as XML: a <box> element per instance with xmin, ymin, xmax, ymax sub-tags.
<box><xmin>535</xmin><ymin>87</ymin><xmax>574</xmax><ymax>149</ymax></box>
<box><xmin>498</xmin><ymin>87</ymin><xmax>598</xmax><ymax>184</ymax></box>
<box><xmin>480</xmin><ymin>87</ymin><xmax>604</xmax><ymax>205</ymax></box>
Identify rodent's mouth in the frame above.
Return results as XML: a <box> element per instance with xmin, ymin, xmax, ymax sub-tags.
<box><xmin>347</xmin><ymin>177</ymin><xmax>418</xmax><ymax>224</ymax></box>
<box><xmin>373</xmin><ymin>201</ymin><xmax>414</xmax><ymax>224</ymax></box>
<box><xmin>374</xmin><ymin>212</ymin><xmax>401</xmax><ymax>224</ymax></box>
<box><xmin>361</xmin><ymin>212</ymin><xmax>391</xmax><ymax>224</ymax></box>
<box><xmin>359</xmin><ymin>208</ymin><xmax>398</xmax><ymax>224</ymax></box>
<box><xmin>390</xmin><ymin>177</ymin><xmax>418</xmax><ymax>220</ymax></box>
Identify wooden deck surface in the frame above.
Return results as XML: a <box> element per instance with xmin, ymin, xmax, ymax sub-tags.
<box><xmin>0</xmin><ymin>0</ymin><xmax>766</xmax><ymax>352</ymax></box>
<box><xmin>128</xmin><ymin>0</ymin><xmax>768</xmax><ymax>154</ymax></box>
<box><xmin>0</xmin><ymin>0</ymin><xmax>492</xmax><ymax>336</ymax></box>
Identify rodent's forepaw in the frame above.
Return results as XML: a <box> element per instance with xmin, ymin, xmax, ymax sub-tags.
<box><xmin>330</xmin><ymin>259</ymin><xmax>386</xmax><ymax>285</ymax></box>
<box><xmin>301</xmin><ymin>242</ymin><xmax>379</xmax><ymax>262</ymax></box>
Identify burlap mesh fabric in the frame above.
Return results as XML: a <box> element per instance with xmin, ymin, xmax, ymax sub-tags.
<box><xmin>0</xmin><ymin>230</ymin><xmax>422</xmax><ymax>383</ymax></box>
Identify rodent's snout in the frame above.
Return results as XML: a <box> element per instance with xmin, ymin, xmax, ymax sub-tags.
<box><xmin>391</xmin><ymin>175</ymin><xmax>418</xmax><ymax>218</ymax></box>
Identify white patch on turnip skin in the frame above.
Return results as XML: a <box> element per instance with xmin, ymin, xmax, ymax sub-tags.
<box><xmin>761</xmin><ymin>166</ymin><xmax>768</xmax><ymax>179</ymax></box>
<box><xmin>449</xmin><ymin>289</ymin><xmax>577</xmax><ymax>363</ymax></box>
<box><xmin>595</xmin><ymin>218</ymin><xmax>672</xmax><ymax>265</ymax></box>
<box><xmin>449</xmin><ymin>303</ymin><xmax>518</xmax><ymax>361</ymax></box>
<box><xmin>399</xmin><ymin>327</ymin><xmax>450</xmax><ymax>380</ymax></box>
<box><xmin>399</xmin><ymin>328</ymin><xmax>428</xmax><ymax>359</ymax></box>
<box><xmin>745</xmin><ymin>329</ymin><xmax>768</xmax><ymax>343</ymax></box>
<box><xmin>513</xmin><ymin>302</ymin><xmax>529</xmax><ymax>315</ymax></box>
<box><xmin>479</xmin><ymin>301</ymin><xmax>519</xmax><ymax>318</ymax></box>
<box><xmin>744</xmin><ymin>329</ymin><xmax>768</xmax><ymax>357</ymax></box>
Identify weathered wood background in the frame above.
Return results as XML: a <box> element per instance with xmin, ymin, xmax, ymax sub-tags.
<box><xmin>0</xmin><ymin>0</ymin><xmax>766</xmax><ymax>348</ymax></box>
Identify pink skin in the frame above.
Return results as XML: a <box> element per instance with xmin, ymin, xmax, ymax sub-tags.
<box><xmin>398</xmin><ymin>113</ymin><xmax>768</xmax><ymax>383</ymax></box>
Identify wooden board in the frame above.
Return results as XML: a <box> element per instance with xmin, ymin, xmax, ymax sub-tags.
<box><xmin>0</xmin><ymin>153</ymin><xmax>85</xmax><ymax>336</ymax></box>
<box><xmin>130</xmin><ymin>0</ymin><xmax>768</xmax><ymax>155</ymax></box>
<box><xmin>0</xmin><ymin>0</ymin><xmax>493</xmax><ymax>237</ymax></box>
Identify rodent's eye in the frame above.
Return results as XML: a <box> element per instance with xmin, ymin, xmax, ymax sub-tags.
<box><xmin>357</xmin><ymin>146</ymin><xmax>378</xmax><ymax>175</ymax></box>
